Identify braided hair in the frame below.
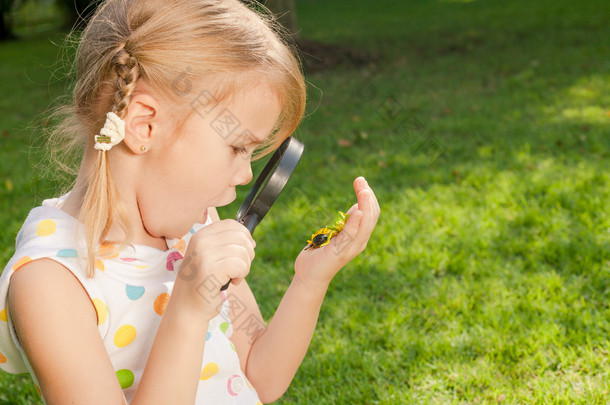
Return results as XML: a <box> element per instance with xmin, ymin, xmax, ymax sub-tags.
<box><xmin>111</xmin><ymin>47</ymin><xmax>140</xmax><ymax>118</ymax></box>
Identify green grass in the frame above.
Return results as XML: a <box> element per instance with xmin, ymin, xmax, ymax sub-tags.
<box><xmin>1</xmin><ymin>0</ymin><xmax>609</xmax><ymax>403</ymax></box>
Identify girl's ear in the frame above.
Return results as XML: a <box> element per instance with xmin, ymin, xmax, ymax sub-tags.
<box><xmin>122</xmin><ymin>93</ymin><xmax>158</xmax><ymax>154</ymax></box>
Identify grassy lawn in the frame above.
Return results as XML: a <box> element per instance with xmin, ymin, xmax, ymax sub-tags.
<box><xmin>1</xmin><ymin>0</ymin><xmax>609</xmax><ymax>403</ymax></box>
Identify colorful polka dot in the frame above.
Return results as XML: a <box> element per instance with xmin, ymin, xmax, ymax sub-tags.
<box><xmin>227</xmin><ymin>375</ymin><xmax>245</xmax><ymax>396</ymax></box>
<box><xmin>57</xmin><ymin>249</ymin><xmax>77</xmax><ymax>258</ymax></box>
<box><xmin>154</xmin><ymin>293</ymin><xmax>170</xmax><ymax>316</ymax></box>
<box><xmin>166</xmin><ymin>251</ymin><xmax>183</xmax><ymax>272</ymax></box>
<box><xmin>36</xmin><ymin>219</ymin><xmax>56</xmax><ymax>237</ymax></box>
<box><xmin>98</xmin><ymin>242</ymin><xmax>119</xmax><ymax>258</ymax></box>
<box><xmin>114</xmin><ymin>325</ymin><xmax>137</xmax><ymax>348</ymax></box>
<box><xmin>0</xmin><ymin>308</ymin><xmax>7</xmax><ymax>322</ymax></box>
<box><xmin>206</xmin><ymin>332</ymin><xmax>211</xmax><ymax>341</ymax></box>
<box><xmin>116</xmin><ymin>369</ymin><xmax>135</xmax><ymax>389</ymax></box>
<box><xmin>12</xmin><ymin>256</ymin><xmax>31</xmax><ymax>271</ymax></box>
<box><xmin>173</xmin><ymin>239</ymin><xmax>187</xmax><ymax>254</ymax></box>
<box><xmin>219</xmin><ymin>322</ymin><xmax>229</xmax><ymax>334</ymax></box>
<box><xmin>126</xmin><ymin>285</ymin><xmax>145</xmax><ymax>301</ymax></box>
<box><xmin>35</xmin><ymin>385</ymin><xmax>41</xmax><ymax>397</ymax></box>
<box><xmin>135</xmin><ymin>265</ymin><xmax>148</xmax><ymax>270</ymax></box>
<box><xmin>0</xmin><ymin>351</ymin><xmax>6</xmax><ymax>363</ymax></box>
<box><xmin>200</xmin><ymin>362</ymin><xmax>219</xmax><ymax>380</ymax></box>
<box><xmin>92</xmin><ymin>298</ymin><xmax>108</xmax><ymax>325</ymax></box>
<box><xmin>95</xmin><ymin>259</ymin><xmax>105</xmax><ymax>272</ymax></box>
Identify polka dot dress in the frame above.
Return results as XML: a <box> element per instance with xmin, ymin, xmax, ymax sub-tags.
<box><xmin>0</xmin><ymin>196</ymin><xmax>261</xmax><ymax>404</ymax></box>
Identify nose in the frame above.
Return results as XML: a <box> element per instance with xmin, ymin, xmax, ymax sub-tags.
<box><xmin>233</xmin><ymin>160</ymin><xmax>253</xmax><ymax>186</ymax></box>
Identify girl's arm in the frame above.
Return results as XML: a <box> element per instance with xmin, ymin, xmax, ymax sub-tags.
<box><xmin>9</xmin><ymin>259</ymin><xmax>131</xmax><ymax>404</ymax></box>
<box><xmin>229</xmin><ymin>177</ymin><xmax>380</xmax><ymax>402</ymax></box>
<box><xmin>228</xmin><ymin>274</ymin><xmax>327</xmax><ymax>403</ymax></box>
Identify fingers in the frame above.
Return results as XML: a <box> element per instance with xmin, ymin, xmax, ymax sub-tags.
<box><xmin>317</xmin><ymin>177</ymin><xmax>379</xmax><ymax>258</ymax></box>
<box><xmin>339</xmin><ymin>209</ymin><xmax>363</xmax><ymax>243</ymax></box>
<box><xmin>207</xmin><ymin>219</ymin><xmax>256</xmax><ymax>246</ymax></box>
<box><xmin>211</xmin><ymin>228</ymin><xmax>256</xmax><ymax>251</ymax></box>
<box><xmin>213</xmin><ymin>243</ymin><xmax>255</xmax><ymax>264</ymax></box>
<box><xmin>351</xmin><ymin>177</ymin><xmax>380</xmax><ymax>243</ymax></box>
<box><xmin>183</xmin><ymin>219</ymin><xmax>256</xmax><ymax>287</ymax></box>
<box><xmin>216</xmin><ymin>256</ymin><xmax>251</xmax><ymax>283</ymax></box>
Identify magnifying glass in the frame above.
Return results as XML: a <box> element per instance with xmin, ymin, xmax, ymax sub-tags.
<box><xmin>221</xmin><ymin>136</ymin><xmax>304</xmax><ymax>291</ymax></box>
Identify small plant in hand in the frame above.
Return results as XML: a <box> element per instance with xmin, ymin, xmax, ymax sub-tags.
<box><xmin>304</xmin><ymin>211</ymin><xmax>349</xmax><ymax>250</ymax></box>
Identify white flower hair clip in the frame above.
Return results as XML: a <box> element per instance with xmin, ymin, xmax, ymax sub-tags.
<box><xmin>94</xmin><ymin>112</ymin><xmax>125</xmax><ymax>151</ymax></box>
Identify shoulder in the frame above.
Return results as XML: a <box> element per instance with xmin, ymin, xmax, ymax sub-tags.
<box><xmin>7</xmin><ymin>201</ymin><xmax>90</xmax><ymax>325</ymax></box>
<box><xmin>15</xmin><ymin>199</ymin><xmax>77</xmax><ymax>245</ymax></box>
<box><xmin>4</xmin><ymin>201</ymin><xmax>95</xmax><ymax>294</ymax></box>
<box><xmin>8</xmin><ymin>258</ymin><xmax>97</xmax><ymax>327</ymax></box>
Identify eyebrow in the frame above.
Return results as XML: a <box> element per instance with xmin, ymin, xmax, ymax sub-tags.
<box><xmin>236</xmin><ymin>133</ymin><xmax>266</xmax><ymax>146</ymax></box>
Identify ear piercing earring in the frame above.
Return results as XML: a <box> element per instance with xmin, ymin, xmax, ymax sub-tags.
<box><xmin>140</xmin><ymin>145</ymin><xmax>147</xmax><ymax>152</ymax></box>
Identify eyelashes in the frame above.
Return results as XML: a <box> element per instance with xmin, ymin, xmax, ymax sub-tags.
<box><xmin>232</xmin><ymin>146</ymin><xmax>249</xmax><ymax>156</ymax></box>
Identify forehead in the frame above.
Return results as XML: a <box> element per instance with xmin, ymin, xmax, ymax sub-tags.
<box><xmin>189</xmin><ymin>82</ymin><xmax>282</xmax><ymax>143</ymax></box>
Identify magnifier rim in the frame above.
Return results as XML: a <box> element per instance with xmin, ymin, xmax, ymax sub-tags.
<box><xmin>236</xmin><ymin>137</ymin><xmax>304</xmax><ymax>229</ymax></box>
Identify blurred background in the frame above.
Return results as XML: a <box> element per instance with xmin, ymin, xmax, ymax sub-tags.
<box><xmin>1</xmin><ymin>0</ymin><xmax>609</xmax><ymax>403</ymax></box>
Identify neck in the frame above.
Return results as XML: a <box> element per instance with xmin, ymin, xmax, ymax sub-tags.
<box><xmin>61</xmin><ymin>149</ymin><xmax>168</xmax><ymax>251</ymax></box>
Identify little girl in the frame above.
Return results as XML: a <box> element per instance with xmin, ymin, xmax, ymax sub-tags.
<box><xmin>0</xmin><ymin>0</ymin><xmax>379</xmax><ymax>403</ymax></box>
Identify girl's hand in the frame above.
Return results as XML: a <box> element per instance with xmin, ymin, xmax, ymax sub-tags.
<box><xmin>294</xmin><ymin>177</ymin><xmax>380</xmax><ymax>290</ymax></box>
<box><xmin>173</xmin><ymin>220</ymin><xmax>256</xmax><ymax>320</ymax></box>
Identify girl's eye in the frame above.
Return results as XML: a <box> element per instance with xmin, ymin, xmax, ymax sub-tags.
<box><xmin>232</xmin><ymin>146</ymin><xmax>248</xmax><ymax>155</ymax></box>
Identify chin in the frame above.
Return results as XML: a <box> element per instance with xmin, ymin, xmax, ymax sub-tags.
<box><xmin>166</xmin><ymin>215</ymin><xmax>200</xmax><ymax>238</ymax></box>
<box><xmin>216</xmin><ymin>191</ymin><xmax>237</xmax><ymax>207</ymax></box>
<box><xmin>166</xmin><ymin>225</ymin><xmax>192</xmax><ymax>239</ymax></box>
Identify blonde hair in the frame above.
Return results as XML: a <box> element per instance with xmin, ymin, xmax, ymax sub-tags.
<box><xmin>51</xmin><ymin>0</ymin><xmax>306</xmax><ymax>277</ymax></box>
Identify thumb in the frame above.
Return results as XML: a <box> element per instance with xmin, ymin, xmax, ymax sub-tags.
<box><xmin>343</xmin><ymin>209</ymin><xmax>362</xmax><ymax>231</ymax></box>
<box><xmin>344</xmin><ymin>203</ymin><xmax>359</xmax><ymax>216</ymax></box>
<box><xmin>333</xmin><ymin>209</ymin><xmax>362</xmax><ymax>249</ymax></box>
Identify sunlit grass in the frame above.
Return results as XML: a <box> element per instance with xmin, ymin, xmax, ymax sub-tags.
<box><xmin>1</xmin><ymin>0</ymin><xmax>609</xmax><ymax>403</ymax></box>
